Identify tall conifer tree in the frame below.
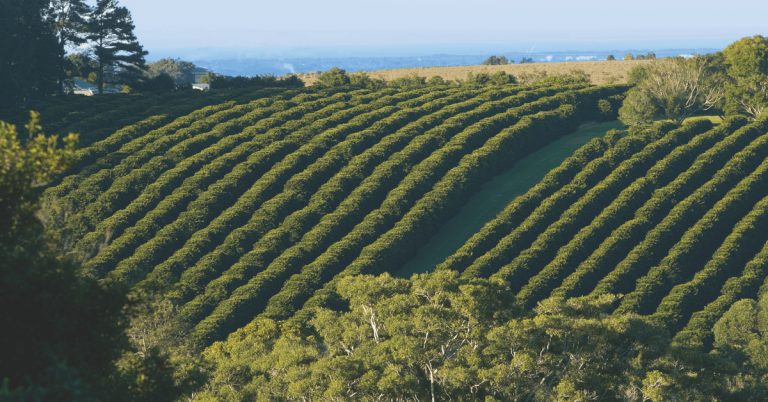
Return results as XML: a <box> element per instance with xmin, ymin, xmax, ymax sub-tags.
<box><xmin>45</xmin><ymin>0</ymin><xmax>91</xmax><ymax>94</ymax></box>
<box><xmin>85</xmin><ymin>0</ymin><xmax>147</xmax><ymax>94</ymax></box>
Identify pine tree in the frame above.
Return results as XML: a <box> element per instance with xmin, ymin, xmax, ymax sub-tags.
<box><xmin>45</xmin><ymin>0</ymin><xmax>91</xmax><ymax>94</ymax></box>
<box><xmin>85</xmin><ymin>0</ymin><xmax>147</xmax><ymax>94</ymax></box>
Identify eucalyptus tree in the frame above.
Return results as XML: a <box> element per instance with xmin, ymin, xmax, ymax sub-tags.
<box><xmin>723</xmin><ymin>35</ymin><xmax>768</xmax><ymax>119</ymax></box>
<box><xmin>619</xmin><ymin>55</ymin><xmax>725</xmax><ymax>126</ymax></box>
<box><xmin>196</xmin><ymin>271</ymin><xmax>756</xmax><ymax>401</ymax></box>
<box><xmin>315</xmin><ymin>67</ymin><xmax>351</xmax><ymax>87</ymax></box>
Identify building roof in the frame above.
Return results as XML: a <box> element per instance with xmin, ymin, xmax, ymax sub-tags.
<box><xmin>73</xmin><ymin>77</ymin><xmax>96</xmax><ymax>89</ymax></box>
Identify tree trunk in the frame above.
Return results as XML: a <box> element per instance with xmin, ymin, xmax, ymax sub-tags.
<box><xmin>427</xmin><ymin>361</ymin><xmax>436</xmax><ymax>402</ymax></box>
<box><xmin>97</xmin><ymin>38</ymin><xmax>104</xmax><ymax>95</ymax></box>
<box><xmin>97</xmin><ymin>57</ymin><xmax>104</xmax><ymax>95</ymax></box>
<box><xmin>59</xmin><ymin>37</ymin><xmax>66</xmax><ymax>95</ymax></box>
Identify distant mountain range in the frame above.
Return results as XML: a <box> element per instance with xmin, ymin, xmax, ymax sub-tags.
<box><xmin>145</xmin><ymin>43</ymin><xmax>726</xmax><ymax>77</ymax></box>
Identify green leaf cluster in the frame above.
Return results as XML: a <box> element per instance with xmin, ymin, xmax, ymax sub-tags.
<box><xmin>481</xmin><ymin>55</ymin><xmax>511</xmax><ymax>65</ymax></box>
<box><xmin>723</xmin><ymin>35</ymin><xmax>768</xmax><ymax>118</ymax></box>
<box><xmin>619</xmin><ymin>56</ymin><xmax>725</xmax><ymax>126</ymax></box>
<box><xmin>0</xmin><ymin>113</ymin><xmax>194</xmax><ymax>401</ymax></box>
<box><xmin>145</xmin><ymin>58</ymin><xmax>197</xmax><ymax>85</ymax></box>
<box><xmin>197</xmin><ymin>270</ymin><xmax>768</xmax><ymax>401</ymax></box>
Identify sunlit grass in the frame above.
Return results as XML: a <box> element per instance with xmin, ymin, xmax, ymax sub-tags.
<box><xmin>396</xmin><ymin>119</ymin><xmax>626</xmax><ymax>278</ymax></box>
<box><xmin>298</xmin><ymin>60</ymin><xmax>653</xmax><ymax>86</ymax></box>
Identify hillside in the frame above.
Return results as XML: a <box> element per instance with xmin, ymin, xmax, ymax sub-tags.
<box><xmin>396</xmin><ymin>119</ymin><xmax>626</xmax><ymax>278</ymax></box>
<box><xmin>298</xmin><ymin>59</ymin><xmax>653</xmax><ymax>86</ymax></box>
<box><xmin>435</xmin><ymin>113</ymin><xmax>768</xmax><ymax>346</ymax></box>
<box><xmin>27</xmin><ymin>81</ymin><xmax>625</xmax><ymax>350</ymax></box>
<box><xmin>7</xmin><ymin>64</ymin><xmax>768</xmax><ymax>399</ymax></box>
<box><xmin>13</xmin><ymin>75</ymin><xmax>763</xmax><ymax>352</ymax></box>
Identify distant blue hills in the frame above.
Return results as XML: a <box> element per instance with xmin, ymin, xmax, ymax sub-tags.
<box><xmin>145</xmin><ymin>42</ymin><xmax>727</xmax><ymax>77</ymax></box>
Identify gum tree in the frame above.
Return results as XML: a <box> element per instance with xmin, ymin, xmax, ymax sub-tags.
<box><xmin>723</xmin><ymin>35</ymin><xmax>768</xmax><ymax>119</ymax></box>
<box><xmin>619</xmin><ymin>56</ymin><xmax>725</xmax><ymax>126</ymax></box>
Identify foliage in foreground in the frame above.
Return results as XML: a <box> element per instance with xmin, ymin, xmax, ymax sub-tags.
<box><xmin>196</xmin><ymin>270</ymin><xmax>768</xmax><ymax>401</ymax></box>
<box><xmin>0</xmin><ymin>113</ymin><xmax>198</xmax><ymax>401</ymax></box>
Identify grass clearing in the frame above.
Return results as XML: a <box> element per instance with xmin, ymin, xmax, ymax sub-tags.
<box><xmin>396</xmin><ymin>120</ymin><xmax>626</xmax><ymax>278</ymax></box>
<box><xmin>396</xmin><ymin>115</ymin><xmax>723</xmax><ymax>278</ymax></box>
<box><xmin>298</xmin><ymin>60</ymin><xmax>652</xmax><ymax>86</ymax></box>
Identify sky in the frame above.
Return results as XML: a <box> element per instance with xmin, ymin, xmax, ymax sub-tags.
<box><xmin>86</xmin><ymin>0</ymin><xmax>767</xmax><ymax>57</ymax></box>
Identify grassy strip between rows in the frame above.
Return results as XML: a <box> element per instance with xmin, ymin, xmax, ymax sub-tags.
<box><xmin>281</xmin><ymin>86</ymin><xmax>627</xmax><ymax>330</ymax></box>
<box><xmin>142</xmin><ymin>86</ymin><xmax>491</xmax><ymax>294</ymax></box>
<box><xmin>400</xmin><ymin>120</ymin><xmax>623</xmax><ymax>277</ymax></box>
<box><xmin>459</xmin><ymin>123</ymin><xmax>669</xmax><ymax>280</ymax></box>
<box><xmin>168</xmin><ymin>84</ymin><xmax>559</xmax><ymax>311</ymax></box>
<box><xmin>181</xmin><ymin>84</ymin><xmax>575</xmax><ymax>347</ymax></box>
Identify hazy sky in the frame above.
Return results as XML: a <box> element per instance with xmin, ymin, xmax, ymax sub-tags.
<box><xmin>86</xmin><ymin>0</ymin><xmax>767</xmax><ymax>50</ymax></box>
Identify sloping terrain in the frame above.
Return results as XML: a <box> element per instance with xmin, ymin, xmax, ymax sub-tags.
<box><xmin>437</xmin><ymin>113</ymin><xmax>768</xmax><ymax>346</ymax></box>
<box><xmin>29</xmin><ymin>82</ymin><xmax>625</xmax><ymax>348</ymax></box>
<box><xmin>397</xmin><ymin>120</ymin><xmax>625</xmax><ymax>278</ymax></box>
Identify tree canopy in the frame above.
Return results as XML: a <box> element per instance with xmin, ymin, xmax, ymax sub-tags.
<box><xmin>482</xmin><ymin>55</ymin><xmax>511</xmax><ymax>65</ymax></box>
<box><xmin>0</xmin><ymin>113</ymin><xmax>193</xmax><ymax>401</ymax></box>
<box><xmin>619</xmin><ymin>56</ymin><xmax>725</xmax><ymax>126</ymax></box>
<box><xmin>315</xmin><ymin>67</ymin><xmax>352</xmax><ymax>87</ymax></box>
<box><xmin>722</xmin><ymin>35</ymin><xmax>768</xmax><ymax>118</ymax></box>
<box><xmin>146</xmin><ymin>58</ymin><xmax>198</xmax><ymax>85</ymax></box>
<box><xmin>0</xmin><ymin>0</ymin><xmax>62</xmax><ymax>108</ymax></box>
<box><xmin>46</xmin><ymin>0</ymin><xmax>90</xmax><ymax>94</ymax></box>
<box><xmin>1</xmin><ymin>0</ymin><xmax>149</xmax><ymax>103</ymax></box>
<box><xmin>85</xmin><ymin>0</ymin><xmax>147</xmax><ymax>94</ymax></box>
<box><xmin>193</xmin><ymin>271</ymin><xmax>768</xmax><ymax>401</ymax></box>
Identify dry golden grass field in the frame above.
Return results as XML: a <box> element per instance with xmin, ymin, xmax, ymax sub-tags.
<box><xmin>298</xmin><ymin>59</ymin><xmax>653</xmax><ymax>86</ymax></box>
